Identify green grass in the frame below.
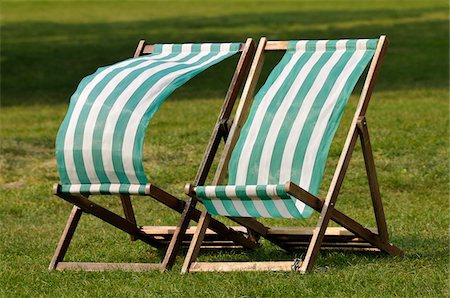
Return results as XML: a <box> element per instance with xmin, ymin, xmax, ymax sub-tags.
<box><xmin>1</xmin><ymin>1</ymin><xmax>448</xmax><ymax>297</ymax></box>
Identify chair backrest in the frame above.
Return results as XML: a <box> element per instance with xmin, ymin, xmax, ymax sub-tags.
<box><xmin>228</xmin><ymin>39</ymin><xmax>378</xmax><ymax>196</ymax></box>
<box><xmin>56</xmin><ymin>43</ymin><xmax>241</xmax><ymax>195</ymax></box>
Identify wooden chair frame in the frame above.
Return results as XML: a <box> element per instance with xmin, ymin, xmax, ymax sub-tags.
<box><xmin>180</xmin><ymin>36</ymin><xmax>403</xmax><ymax>274</ymax></box>
<box><xmin>49</xmin><ymin>38</ymin><xmax>259</xmax><ymax>272</ymax></box>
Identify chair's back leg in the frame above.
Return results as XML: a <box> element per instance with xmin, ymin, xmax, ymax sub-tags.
<box><xmin>357</xmin><ymin>117</ymin><xmax>389</xmax><ymax>242</ymax></box>
<box><xmin>48</xmin><ymin>206</ymin><xmax>83</xmax><ymax>270</ymax></box>
<box><xmin>120</xmin><ymin>194</ymin><xmax>137</xmax><ymax>241</ymax></box>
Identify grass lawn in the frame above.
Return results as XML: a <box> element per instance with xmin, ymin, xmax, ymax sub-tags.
<box><xmin>1</xmin><ymin>0</ymin><xmax>448</xmax><ymax>297</ymax></box>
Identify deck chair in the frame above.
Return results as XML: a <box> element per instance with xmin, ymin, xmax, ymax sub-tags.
<box><xmin>49</xmin><ymin>38</ymin><xmax>260</xmax><ymax>271</ymax></box>
<box><xmin>180</xmin><ymin>36</ymin><xmax>403</xmax><ymax>273</ymax></box>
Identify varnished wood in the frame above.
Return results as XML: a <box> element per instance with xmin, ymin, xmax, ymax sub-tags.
<box><xmin>181</xmin><ymin>211</ymin><xmax>211</xmax><ymax>274</ymax></box>
<box><xmin>56</xmin><ymin>190</ymin><xmax>164</xmax><ymax>248</ymax></box>
<box><xmin>190</xmin><ymin>261</ymin><xmax>296</xmax><ymax>272</ymax></box>
<box><xmin>194</xmin><ymin>38</ymin><xmax>255</xmax><ymax>185</ymax></box>
<box><xmin>265</xmin><ymin>41</ymin><xmax>289</xmax><ymax>51</ymax></box>
<box><xmin>134</xmin><ymin>40</ymin><xmax>146</xmax><ymax>57</ymax></box>
<box><xmin>120</xmin><ymin>194</ymin><xmax>137</xmax><ymax>241</ymax></box>
<box><xmin>286</xmin><ymin>181</ymin><xmax>403</xmax><ymax>256</ymax></box>
<box><xmin>56</xmin><ymin>262</ymin><xmax>161</xmax><ymax>272</ymax></box>
<box><xmin>48</xmin><ymin>206</ymin><xmax>82</xmax><ymax>271</ymax></box>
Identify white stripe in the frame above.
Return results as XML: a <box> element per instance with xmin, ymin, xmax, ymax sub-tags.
<box><xmin>69</xmin><ymin>184</ymin><xmax>81</xmax><ymax>194</ymax></box>
<box><xmin>89</xmin><ymin>184</ymin><xmax>101</xmax><ymax>194</ymax></box>
<box><xmin>300</xmin><ymin>40</ymin><xmax>368</xmax><ymax>189</ymax></box>
<box><xmin>256</xmin><ymin>46</ymin><xmax>325</xmax><ymax>184</ymax></box>
<box><xmin>205</xmin><ymin>186</ymin><xmax>230</xmax><ymax>216</ymax></box>
<box><xmin>245</xmin><ymin>185</ymin><xmax>272</xmax><ymax>217</ymax></box>
<box><xmin>128</xmin><ymin>184</ymin><xmax>141</xmax><ymax>194</ymax></box>
<box><xmin>233</xmin><ymin>41</ymin><xmax>309</xmax><ymax>184</ymax></box>
<box><xmin>120</xmin><ymin>44</ymin><xmax>233</xmax><ymax>183</ymax></box>
<box><xmin>225</xmin><ymin>186</ymin><xmax>251</xmax><ymax>217</ymax></box>
<box><xmin>62</xmin><ymin>52</ymin><xmax>171</xmax><ymax>184</ymax></box>
<box><xmin>109</xmin><ymin>184</ymin><xmax>120</xmax><ymax>194</ymax></box>
<box><xmin>101</xmin><ymin>46</ymin><xmax>197</xmax><ymax>183</ymax></box>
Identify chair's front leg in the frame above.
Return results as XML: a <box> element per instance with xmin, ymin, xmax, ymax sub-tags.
<box><xmin>161</xmin><ymin>190</ymin><xmax>198</xmax><ymax>271</ymax></box>
<box><xmin>48</xmin><ymin>205</ymin><xmax>83</xmax><ymax>270</ymax></box>
<box><xmin>181</xmin><ymin>210</ymin><xmax>211</xmax><ymax>274</ymax></box>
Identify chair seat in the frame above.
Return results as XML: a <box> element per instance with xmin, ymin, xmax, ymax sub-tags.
<box><xmin>60</xmin><ymin>183</ymin><xmax>147</xmax><ymax>195</ymax></box>
<box><xmin>196</xmin><ymin>184</ymin><xmax>310</xmax><ymax>218</ymax></box>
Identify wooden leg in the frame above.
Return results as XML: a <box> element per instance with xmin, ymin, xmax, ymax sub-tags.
<box><xmin>48</xmin><ymin>206</ymin><xmax>82</xmax><ymax>270</ymax></box>
<box><xmin>299</xmin><ymin>129</ymin><xmax>359</xmax><ymax>273</ymax></box>
<box><xmin>120</xmin><ymin>194</ymin><xmax>137</xmax><ymax>241</ymax></box>
<box><xmin>357</xmin><ymin>117</ymin><xmax>389</xmax><ymax>243</ymax></box>
<box><xmin>181</xmin><ymin>210</ymin><xmax>211</xmax><ymax>274</ymax></box>
<box><xmin>160</xmin><ymin>196</ymin><xmax>197</xmax><ymax>271</ymax></box>
<box><xmin>287</xmin><ymin>181</ymin><xmax>403</xmax><ymax>256</ymax></box>
<box><xmin>57</xmin><ymin>192</ymin><xmax>163</xmax><ymax>248</ymax></box>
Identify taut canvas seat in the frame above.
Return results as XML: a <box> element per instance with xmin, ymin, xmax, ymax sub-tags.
<box><xmin>49</xmin><ymin>39</ymin><xmax>260</xmax><ymax>271</ymax></box>
<box><xmin>180</xmin><ymin>36</ymin><xmax>403</xmax><ymax>273</ymax></box>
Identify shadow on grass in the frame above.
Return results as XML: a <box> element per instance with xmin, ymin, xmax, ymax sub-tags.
<box><xmin>1</xmin><ymin>7</ymin><xmax>448</xmax><ymax>107</ymax></box>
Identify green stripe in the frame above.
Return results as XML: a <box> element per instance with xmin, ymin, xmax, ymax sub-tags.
<box><xmin>59</xmin><ymin>184</ymin><xmax>147</xmax><ymax>195</ymax></box>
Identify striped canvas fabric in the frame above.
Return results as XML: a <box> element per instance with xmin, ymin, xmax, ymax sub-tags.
<box><xmin>197</xmin><ymin>39</ymin><xmax>378</xmax><ymax>218</ymax></box>
<box><xmin>56</xmin><ymin>43</ymin><xmax>241</xmax><ymax>195</ymax></box>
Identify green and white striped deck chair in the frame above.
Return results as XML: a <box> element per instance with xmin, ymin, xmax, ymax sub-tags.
<box><xmin>49</xmin><ymin>39</ymin><xmax>260</xmax><ymax>272</ymax></box>
<box><xmin>182</xmin><ymin>36</ymin><xmax>403</xmax><ymax>273</ymax></box>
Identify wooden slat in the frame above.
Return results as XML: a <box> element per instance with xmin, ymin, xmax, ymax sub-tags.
<box><xmin>142</xmin><ymin>44</ymin><xmax>154</xmax><ymax>55</ymax></box>
<box><xmin>265</xmin><ymin>40</ymin><xmax>289</xmax><ymax>51</ymax></box>
<box><xmin>357</xmin><ymin>117</ymin><xmax>389</xmax><ymax>243</ymax></box>
<box><xmin>266</xmin><ymin>226</ymin><xmax>375</xmax><ymax>236</ymax></box>
<box><xmin>56</xmin><ymin>190</ymin><xmax>163</xmax><ymax>248</ymax></box>
<box><xmin>141</xmin><ymin>225</ymin><xmax>248</xmax><ymax>235</ymax></box>
<box><xmin>56</xmin><ymin>262</ymin><xmax>161</xmax><ymax>272</ymax></box>
<box><xmin>190</xmin><ymin>261</ymin><xmax>295</xmax><ymax>272</ymax></box>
